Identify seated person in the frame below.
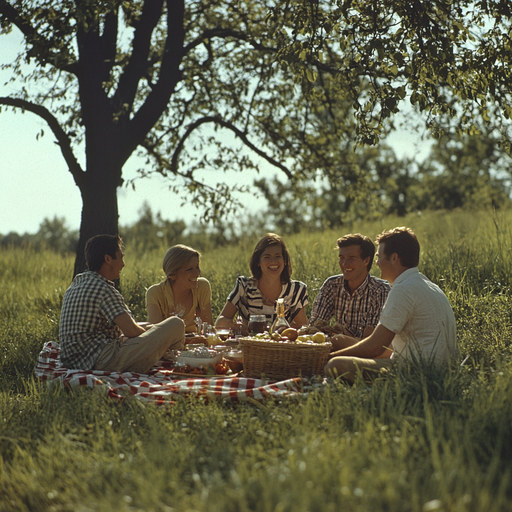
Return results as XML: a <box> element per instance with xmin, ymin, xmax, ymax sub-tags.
<box><xmin>146</xmin><ymin>245</ymin><xmax>213</xmax><ymax>333</ymax></box>
<box><xmin>59</xmin><ymin>235</ymin><xmax>185</xmax><ymax>373</ymax></box>
<box><xmin>310</xmin><ymin>233</ymin><xmax>390</xmax><ymax>351</ymax></box>
<box><xmin>325</xmin><ymin>227</ymin><xmax>459</xmax><ymax>382</ymax></box>
<box><xmin>216</xmin><ymin>233</ymin><xmax>308</xmax><ymax>335</ymax></box>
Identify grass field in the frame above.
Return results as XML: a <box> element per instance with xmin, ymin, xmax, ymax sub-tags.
<box><xmin>2</xmin><ymin>209</ymin><xmax>512</xmax><ymax>511</ymax></box>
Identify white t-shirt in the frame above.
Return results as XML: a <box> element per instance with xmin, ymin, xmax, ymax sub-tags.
<box><xmin>379</xmin><ymin>268</ymin><xmax>458</xmax><ymax>365</ymax></box>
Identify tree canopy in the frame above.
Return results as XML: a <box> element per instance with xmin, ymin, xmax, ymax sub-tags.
<box><xmin>0</xmin><ymin>0</ymin><xmax>364</xmax><ymax>275</ymax></box>
<box><xmin>1</xmin><ymin>0</ymin><xmax>511</xmax><ymax>276</ymax></box>
<box><xmin>278</xmin><ymin>0</ymin><xmax>512</xmax><ymax>147</ymax></box>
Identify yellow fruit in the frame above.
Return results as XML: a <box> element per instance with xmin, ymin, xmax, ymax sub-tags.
<box><xmin>297</xmin><ymin>335</ymin><xmax>309</xmax><ymax>343</ymax></box>
<box><xmin>311</xmin><ymin>332</ymin><xmax>326</xmax><ymax>344</ymax></box>
<box><xmin>281</xmin><ymin>328</ymin><xmax>298</xmax><ymax>341</ymax></box>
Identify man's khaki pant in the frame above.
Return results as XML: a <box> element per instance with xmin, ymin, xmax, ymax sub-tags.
<box><xmin>93</xmin><ymin>316</ymin><xmax>185</xmax><ymax>374</ymax></box>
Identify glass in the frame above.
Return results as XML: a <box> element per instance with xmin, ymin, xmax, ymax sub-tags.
<box><xmin>174</xmin><ymin>303</ymin><xmax>185</xmax><ymax>318</ymax></box>
<box><xmin>248</xmin><ymin>314</ymin><xmax>267</xmax><ymax>334</ymax></box>
<box><xmin>205</xmin><ymin>324</ymin><xmax>219</xmax><ymax>346</ymax></box>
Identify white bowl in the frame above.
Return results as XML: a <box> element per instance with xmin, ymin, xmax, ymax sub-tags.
<box><xmin>176</xmin><ymin>352</ymin><xmax>222</xmax><ymax>368</ymax></box>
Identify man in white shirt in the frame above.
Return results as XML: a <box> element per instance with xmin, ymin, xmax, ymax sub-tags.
<box><xmin>324</xmin><ymin>227</ymin><xmax>458</xmax><ymax>382</ymax></box>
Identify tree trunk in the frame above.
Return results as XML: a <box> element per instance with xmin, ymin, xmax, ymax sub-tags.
<box><xmin>73</xmin><ymin>172</ymin><xmax>122</xmax><ymax>276</ymax></box>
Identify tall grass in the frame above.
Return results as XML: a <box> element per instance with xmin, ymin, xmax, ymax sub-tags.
<box><xmin>2</xmin><ymin>209</ymin><xmax>512</xmax><ymax>511</ymax></box>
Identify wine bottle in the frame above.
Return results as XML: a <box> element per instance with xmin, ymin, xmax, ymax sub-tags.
<box><xmin>270</xmin><ymin>298</ymin><xmax>290</xmax><ymax>334</ymax></box>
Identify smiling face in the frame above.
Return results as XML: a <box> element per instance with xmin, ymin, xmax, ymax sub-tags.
<box><xmin>171</xmin><ymin>256</ymin><xmax>201</xmax><ymax>290</ymax></box>
<box><xmin>258</xmin><ymin>245</ymin><xmax>284</xmax><ymax>280</ymax></box>
<box><xmin>338</xmin><ymin>244</ymin><xmax>370</xmax><ymax>292</ymax></box>
<box><xmin>376</xmin><ymin>243</ymin><xmax>394</xmax><ymax>283</ymax></box>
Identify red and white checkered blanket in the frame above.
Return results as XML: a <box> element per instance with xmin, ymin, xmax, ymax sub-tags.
<box><xmin>34</xmin><ymin>342</ymin><xmax>324</xmax><ymax>405</ymax></box>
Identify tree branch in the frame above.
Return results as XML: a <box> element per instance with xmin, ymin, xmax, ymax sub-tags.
<box><xmin>0</xmin><ymin>97</ymin><xmax>85</xmax><ymax>188</ymax></box>
<box><xmin>100</xmin><ymin>6</ymin><xmax>119</xmax><ymax>75</ymax></box>
<box><xmin>123</xmin><ymin>0</ymin><xmax>185</xmax><ymax>161</ymax></box>
<box><xmin>183</xmin><ymin>27</ymin><xmax>277</xmax><ymax>55</ymax></box>
<box><xmin>170</xmin><ymin>116</ymin><xmax>293</xmax><ymax>179</ymax></box>
<box><xmin>115</xmin><ymin>0</ymin><xmax>164</xmax><ymax>111</ymax></box>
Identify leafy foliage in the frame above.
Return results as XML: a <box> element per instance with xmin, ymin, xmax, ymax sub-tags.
<box><xmin>276</xmin><ymin>0</ymin><xmax>512</xmax><ymax>148</ymax></box>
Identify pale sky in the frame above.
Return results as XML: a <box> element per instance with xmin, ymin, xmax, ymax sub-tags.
<box><xmin>0</xmin><ymin>30</ymin><xmax>432</xmax><ymax>236</ymax></box>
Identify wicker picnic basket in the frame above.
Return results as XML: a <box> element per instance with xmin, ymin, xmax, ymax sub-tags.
<box><xmin>239</xmin><ymin>337</ymin><xmax>332</xmax><ymax>380</ymax></box>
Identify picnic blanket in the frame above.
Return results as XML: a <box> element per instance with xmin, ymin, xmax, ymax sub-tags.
<box><xmin>34</xmin><ymin>342</ymin><xmax>325</xmax><ymax>405</ymax></box>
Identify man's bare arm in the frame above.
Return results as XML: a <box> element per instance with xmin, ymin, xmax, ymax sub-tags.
<box><xmin>329</xmin><ymin>324</ymin><xmax>395</xmax><ymax>359</ymax></box>
<box><xmin>114</xmin><ymin>313</ymin><xmax>146</xmax><ymax>338</ymax></box>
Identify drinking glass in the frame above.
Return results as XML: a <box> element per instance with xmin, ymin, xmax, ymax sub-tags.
<box><xmin>174</xmin><ymin>303</ymin><xmax>185</xmax><ymax>318</ymax></box>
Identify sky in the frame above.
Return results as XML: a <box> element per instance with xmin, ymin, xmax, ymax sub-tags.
<box><xmin>0</xmin><ymin>29</ymin><xmax>432</xmax><ymax>236</ymax></box>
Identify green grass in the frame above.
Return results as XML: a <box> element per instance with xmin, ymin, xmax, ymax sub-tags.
<box><xmin>2</xmin><ymin>209</ymin><xmax>512</xmax><ymax>511</ymax></box>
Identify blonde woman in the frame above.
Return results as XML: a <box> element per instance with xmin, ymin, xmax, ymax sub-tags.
<box><xmin>146</xmin><ymin>245</ymin><xmax>213</xmax><ymax>333</ymax></box>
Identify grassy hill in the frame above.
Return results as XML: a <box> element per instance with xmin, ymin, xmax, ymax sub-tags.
<box><xmin>1</xmin><ymin>209</ymin><xmax>512</xmax><ymax>511</ymax></box>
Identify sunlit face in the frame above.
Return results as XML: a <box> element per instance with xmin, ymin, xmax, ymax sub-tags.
<box><xmin>259</xmin><ymin>245</ymin><xmax>284</xmax><ymax>279</ymax></box>
<box><xmin>171</xmin><ymin>256</ymin><xmax>201</xmax><ymax>289</ymax></box>
<box><xmin>338</xmin><ymin>244</ymin><xmax>370</xmax><ymax>291</ymax></box>
<box><xmin>109</xmin><ymin>247</ymin><xmax>125</xmax><ymax>281</ymax></box>
<box><xmin>376</xmin><ymin>243</ymin><xmax>393</xmax><ymax>282</ymax></box>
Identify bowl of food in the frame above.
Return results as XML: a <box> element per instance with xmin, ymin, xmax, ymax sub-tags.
<box><xmin>176</xmin><ymin>347</ymin><xmax>222</xmax><ymax>368</ymax></box>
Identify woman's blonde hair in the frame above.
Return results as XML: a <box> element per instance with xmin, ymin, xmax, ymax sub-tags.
<box><xmin>163</xmin><ymin>244</ymin><xmax>201</xmax><ymax>279</ymax></box>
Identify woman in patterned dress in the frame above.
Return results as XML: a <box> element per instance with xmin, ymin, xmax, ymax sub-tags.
<box><xmin>216</xmin><ymin>233</ymin><xmax>308</xmax><ymax>335</ymax></box>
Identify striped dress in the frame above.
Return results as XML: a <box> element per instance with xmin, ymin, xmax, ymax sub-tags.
<box><xmin>227</xmin><ymin>276</ymin><xmax>308</xmax><ymax>325</ymax></box>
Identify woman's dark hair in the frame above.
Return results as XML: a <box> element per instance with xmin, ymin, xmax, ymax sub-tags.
<box><xmin>85</xmin><ymin>234</ymin><xmax>122</xmax><ymax>272</ymax></box>
<box><xmin>249</xmin><ymin>233</ymin><xmax>292</xmax><ymax>283</ymax></box>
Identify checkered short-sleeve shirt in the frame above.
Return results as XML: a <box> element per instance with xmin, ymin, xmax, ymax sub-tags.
<box><xmin>309</xmin><ymin>274</ymin><xmax>390</xmax><ymax>338</ymax></box>
<box><xmin>59</xmin><ymin>271</ymin><xmax>131</xmax><ymax>369</ymax></box>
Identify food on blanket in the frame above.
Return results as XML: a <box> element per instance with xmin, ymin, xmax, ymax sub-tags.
<box><xmin>181</xmin><ymin>347</ymin><xmax>212</xmax><ymax>357</ymax></box>
<box><xmin>281</xmin><ymin>328</ymin><xmax>298</xmax><ymax>341</ymax></box>
<box><xmin>176</xmin><ymin>346</ymin><xmax>223</xmax><ymax>368</ymax></box>
<box><xmin>224</xmin><ymin>358</ymin><xmax>243</xmax><ymax>373</ymax></box>
<box><xmin>215</xmin><ymin>362</ymin><xmax>230</xmax><ymax>375</ymax></box>
<box><xmin>185</xmin><ymin>335</ymin><xmax>207</xmax><ymax>345</ymax></box>
<box><xmin>174</xmin><ymin>364</ymin><xmax>208</xmax><ymax>375</ymax></box>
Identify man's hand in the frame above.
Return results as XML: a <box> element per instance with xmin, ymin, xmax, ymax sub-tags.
<box><xmin>330</xmin><ymin>324</ymin><xmax>396</xmax><ymax>359</ymax></box>
<box><xmin>331</xmin><ymin>333</ymin><xmax>358</xmax><ymax>352</ymax></box>
<box><xmin>114</xmin><ymin>313</ymin><xmax>146</xmax><ymax>339</ymax></box>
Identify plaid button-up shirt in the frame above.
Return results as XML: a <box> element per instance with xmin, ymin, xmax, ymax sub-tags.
<box><xmin>59</xmin><ymin>271</ymin><xmax>131</xmax><ymax>369</ymax></box>
<box><xmin>310</xmin><ymin>274</ymin><xmax>390</xmax><ymax>338</ymax></box>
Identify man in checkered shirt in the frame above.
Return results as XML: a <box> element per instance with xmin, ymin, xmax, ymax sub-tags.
<box><xmin>309</xmin><ymin>234</ymin><xmax>390</xmax><ymax>353</ymax></box>
<box><xmin>59</xmin><ymin>235</ymin><xmax>184</xmax><ymax>373</ymax></box>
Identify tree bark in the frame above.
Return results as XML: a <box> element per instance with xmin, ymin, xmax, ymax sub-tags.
<box><xmin>73</xmin><ymin>171</ymin><xmax>122</xmax><ymax>276</ymax></box>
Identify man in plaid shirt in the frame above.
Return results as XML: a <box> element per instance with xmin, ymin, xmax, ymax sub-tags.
<box><xmin>310</xmin><ymin>234</ymin><xmax>390</xmax><ymax>352</ymax></box>
<box><xmin>59</xmin><ymin>235</ymin><xmax>184</xmax><ymax>373</ymax></box>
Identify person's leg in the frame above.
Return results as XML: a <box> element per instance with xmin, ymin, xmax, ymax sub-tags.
<box><xmin>324</xmin><ymin>356</ymin><xmax>393</xmax><ymax>383</ymax></box>
<box><xmin>94</xmin><ymin>316</ymin><xmax>185</xmax><ymax>373</ymax></box>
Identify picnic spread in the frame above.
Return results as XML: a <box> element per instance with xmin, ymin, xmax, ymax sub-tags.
<box><xmin>34</xmin><ymin>339</ymin><xmax>329</xmax><ymax>405</ymax></box>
